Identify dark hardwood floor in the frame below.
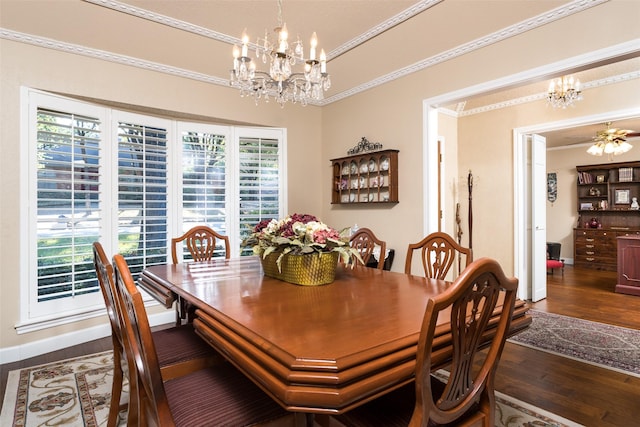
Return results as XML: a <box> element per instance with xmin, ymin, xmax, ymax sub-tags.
<box><xmin>2</xmin><ymin>266</ymin><xmax>639</xmax><ymax>426</ymax></box>
<box><xmin>498</xmin><ymin>266</ymin><xmax>640</xmax><ymax>427</ymax></box>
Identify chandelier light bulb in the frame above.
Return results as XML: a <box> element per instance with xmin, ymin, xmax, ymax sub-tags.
<box><xmin>241</xmin><ymin>30</ymin><xmax>250</xmax><ymax>57</ymax></box>
<box><xmin>310</xmin><ymin>32</ymin><xmax>318</xmax><ymax>60</ymax></box>
<box><xmin>278</xmin><ymin>24</ymin><xmax>288</xmax><ymax>53</ymax></box>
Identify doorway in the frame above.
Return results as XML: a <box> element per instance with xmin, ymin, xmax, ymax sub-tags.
<box><xmin>513</xmin><ymin>108</ymin><xmax>640</xmax><ymax>299</ymax></box>
<box><xmin>422</xmin><ymin>45</ymin><xmax>640</xmax><ymax>300</ymax></box>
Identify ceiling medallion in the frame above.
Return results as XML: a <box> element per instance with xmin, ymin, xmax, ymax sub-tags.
<box><xmin>229</xmin><ymin>0</ymin><xmax>330</xmax><ymax>107</ymax></box>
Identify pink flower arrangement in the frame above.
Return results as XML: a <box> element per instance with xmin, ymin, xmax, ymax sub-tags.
<box><xmin>243</xmin><ymin>213</ymin><xmax>361</xmax><ymax>268</ymax></box>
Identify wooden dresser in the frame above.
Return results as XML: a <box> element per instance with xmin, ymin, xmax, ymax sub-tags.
<box><xmin>574</xmin><ymin>228</ymin><xmax>640</xmax><ymax>271</ymax></box>
<box><xmin>615</xmin><ymin>235</ymin><xmax>640</xmax><ymax>296</ymax></box>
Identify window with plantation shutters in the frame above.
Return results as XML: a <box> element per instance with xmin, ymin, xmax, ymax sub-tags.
<box><xmin>178</xmin><ymin>127</ymin><xmax>229</xmax><ymax>260</ymax></box>
<box><xmin>238</xmin><ymin>133</ymin><xmax>282</xmax><ymax>256</ymax></box>
<box><xmin>22</xmin><ymin>90</ymin><xmax>286</xmax><ymax>327</ymax></box>
<box><xmin>116</xmin><ymin>118</ymin><xmax>169</xmax><ymax>276</ymax></box>
<box><xmin>35</xmin><ymin>108</ymin><xmax>102</xmax><ymax>306</ymax></box>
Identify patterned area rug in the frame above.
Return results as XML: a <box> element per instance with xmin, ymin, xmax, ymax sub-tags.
<box><xmin>508</xmin><ymin>310</ymin><xmax>640</xmax><ymax>377</ymax></box>
<box><xmin>1</xmin><ymin>350</ymin><xmax>582</xmax><ymax>427</ymax></box>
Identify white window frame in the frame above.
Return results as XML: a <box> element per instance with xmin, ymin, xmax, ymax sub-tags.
<box><xmin>18</xmin><ymin>88</ymin><xmax>286</xmax><ymax>332</ymax></box>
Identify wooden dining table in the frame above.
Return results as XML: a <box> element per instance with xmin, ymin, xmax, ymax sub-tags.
<box><xmin>139</xmin><ymin>256</ymin><xmax>531</xmax><ymax>417</ymax></box>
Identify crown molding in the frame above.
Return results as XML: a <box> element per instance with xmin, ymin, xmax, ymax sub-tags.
<box><xmin>459</xmin><ymin>69</ymin><xmax>640</xmax><ymax>117</ymax></box>
<box><xmin>83</xmin><ymin>0</ymin><xmax>238</xmax><ymax>45</ymax></box>
<box><xmin>1</xmin><ymin>0</ymin><xmax>613</xmax><ymax>105</ymax></box>
<box><xmin>322</xmin><ymin>0</ymin><xmax>609</xmax><ymax>104</ymax></box>
<box><xmin>328</xmin><ymin>0</ymin><xmax>442</xmax><ymax>59</ymax></box>
<box><xmin>0</xmin><ymin>28</ymin><xmax>230</xmax><ymax>88</ymax></box>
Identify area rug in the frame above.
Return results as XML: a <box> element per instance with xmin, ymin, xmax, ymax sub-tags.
<box><xmin>1</xmin><ymin>351</ymin><xmax>582</xmax><ymax>427</ymax></box>
<box><xmin>508</xmin><ymin>310</ymin><xmax>640</xmax><ymax>378</ymax></box>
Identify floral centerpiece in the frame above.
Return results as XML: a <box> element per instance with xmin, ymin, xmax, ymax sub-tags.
<box><xmin>242</xmin><ymin>213</ymin><xmax>361</xmax><ymax>285</ymax></box>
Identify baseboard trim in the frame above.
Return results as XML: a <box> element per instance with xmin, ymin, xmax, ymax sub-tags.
<box><xmin>0</xmin><ymin>311</ymin><xmax>174</xmax><ymax>364</ymax></box>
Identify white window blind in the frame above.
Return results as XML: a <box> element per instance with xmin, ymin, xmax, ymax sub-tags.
<box><xmin>238</xmin><ymin>135</ymin><xmax>282</xmax><ymax>256</ymax></box>
<box><xmin>117</xmin><ymin>120</ymin><xmax>169</xmax><ymax>277</ymax></box>
<box><xmin>33</xmin><ymin>106</ymin><xmax>102</xmax><ymax>317</ymax></box>
<box><xmin>179</xmin><ymin>129</ymin><xmax>228</xmax><ymax>260</ymax></box>
<box><xmin>23</xmin><ymin>90</ymin><xmax>286</xmax><ymax>326</ymax></box>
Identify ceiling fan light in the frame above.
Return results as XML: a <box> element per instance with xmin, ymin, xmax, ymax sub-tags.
<box><xmin>604</xmin><ymin>142</ymin><xmax>615</xmax><ymax>154</ymax></box>
<box><xmin>586</xmin><ymin>144</ymin><xmax>603</xmax><ymax>155</ymax></box>
<box><xmin>588</xmin><ymin>122</ymin><xmax>635</xmax><ymax>157</ymax></box>
<box><xmin>617</xmin><ymin>141</ymin><xmax>633</xmax><ymax>154</ymax></box>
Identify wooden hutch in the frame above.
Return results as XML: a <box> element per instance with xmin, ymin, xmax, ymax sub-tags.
<box><xmin>331</xmin><ymin>149</ymin><xmax>399</xmax><ymax>205</ymax></box>
<box><xmin>574</xmin><ymin>161</ymin><xmax>640</xmax><ymax>271</ymax></box>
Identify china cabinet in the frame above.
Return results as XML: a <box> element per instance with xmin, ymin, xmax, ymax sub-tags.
<box><xmin>331</xmin><ymin>149</ymin><xmax>398</xmax><ymax>204</ymax></box>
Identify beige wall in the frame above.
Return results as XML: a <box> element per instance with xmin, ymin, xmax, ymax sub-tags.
<box><xmin>321</xmin><ymin>0</ymin><xmax>640</xmax><ymax>275</ymax></box>
<box><xmin>0</xmin><ymin>39</ymin><xmax>323</xmax><ymax>351</ymax></box>
<box><xmin>1</xmin><ymin>0</ymin><xmax>639</xmax><ymax>357</ymax></box>
<box><xmin>456</xmin><ymin>78</ymin><xmax>640</xmax><ymax>270</ymax></box>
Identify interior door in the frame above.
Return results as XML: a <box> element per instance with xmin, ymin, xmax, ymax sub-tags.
<box><xmin>531</xmin><ymin>134</ymin><xmax>547</xmax><ymax>301</ymax></box>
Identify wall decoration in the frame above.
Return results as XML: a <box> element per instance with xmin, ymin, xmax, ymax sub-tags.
<box><xmin>347</xmin><ymin>137</ymin><xmax>383</xmax><ymax>155</ymax></box>
<box><xmin>615</xmin><ymin>189</ymin><xmax>630</xmax><ymax>205</ymax></box>
<box><xmin>547</xmin><ymin>172</ymin><xmax>557</xmax><ymax>203</ymax></box>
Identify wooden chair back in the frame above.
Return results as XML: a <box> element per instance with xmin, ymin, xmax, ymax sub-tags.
<box><xmin>113</xmin><ymin>253</ymin><xmax>173</xmax><ymax>427</ymax></box>
<box><xmin>92</xmin><ymin>242</ymin><xmax>128</xmax><ymax>427</ymax></box>
<box><xmin>409</xmin><ymin>257</ymin><xmax>518</xmax><ymax>426</ymax></box>
<box><xmin>405</xmin><ymin>231</ymin><xmax>472</xmax><ymax>279</ymax></box>
<box><xmin>93</xmin><ymin>242</ymin><xmax>123</xmax><ymax>351</ymax></box>
<box><xmin>350</xmin><ymin>227</ymin><xmax>387</xmax><ymax>270</ymax></box>
<box><xmin>171</xmin><ymin>225</ymin><xmax>230</xmax><ymax>264</ymax></box>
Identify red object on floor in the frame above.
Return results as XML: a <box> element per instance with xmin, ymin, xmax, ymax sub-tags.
<box><xmin>546</xmin><ymin>259</ymin><xmax>564</xmax><ymax>275</ymax></box>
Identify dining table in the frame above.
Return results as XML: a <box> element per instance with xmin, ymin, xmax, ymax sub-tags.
<box><xmin>138</xmin><ymin>256</ymin><xmax>531</xmax><ymax>419</ymax></box>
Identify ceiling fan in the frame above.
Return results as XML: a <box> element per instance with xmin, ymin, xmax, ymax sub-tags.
<box><xmin>587</xmin><ymin>122</ymin><xmax>638</xmax><ymax>156</ymax></box>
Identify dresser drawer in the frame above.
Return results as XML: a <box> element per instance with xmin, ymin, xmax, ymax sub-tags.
<box><xmin>574</xmin><ymin>255</ymin><xmax>617</xmax><ymax>270</ymax></box>
<box><xmin>573</xmin><ymin>228</ymin><xmax>636</xmax><ymax>271</ymax></box>
<box><xmin>575</xmin><ymin>240</ymin><xmax>616</xmax><ymax>252</ymax></box>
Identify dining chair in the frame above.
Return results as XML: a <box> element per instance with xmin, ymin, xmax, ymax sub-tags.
<box><xmin>546</xmin><ymin>242</ymin><xmax>564</xmax><ymax>275</ymax></box>
<box><xmin>349</xmin><ymin>227</ymin><xmax>387</xmax><ymax>270</ymax></box>
<box><xmin>171</xmin><ymin>225</ymin><xmax>231</xmax><ymax>325</ymax></box>
<box><xmin>112</xmin><ymin>253</ymin><xmax>290</xmax><ymax>427</ymax></box>
<box><xmin>405</xmin><ymin>231</ymin><xmax>473</xmax><ymax>279</ymax></box>
<box><xmin>93</xmin><ymin>243</ymin><xmax>222</xmax><ymax>427</ymax></box>
<box><xmin>171</xmin><ymin>225</ymin><xmax>230</xmax><ymax>264</ymax></box>
<box><xmin>335</xmin><ymin>257</ymin><xmax>519</xmax><ymax>427</ymax></box>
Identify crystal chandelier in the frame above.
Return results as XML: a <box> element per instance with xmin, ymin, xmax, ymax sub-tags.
<box><xmin>547</xmin><ymin>75</ymin><xmax>582</xmax><ymax>108</ymax></box>
<box><xmin>229</xmin><ymin>0</ymin><xmax>331</xmax><ymax>107</ymax></box>
<box><xmin>587</xmin><ymin>122</ymin><xmax>633</xmax><ymax>157</ymax></box>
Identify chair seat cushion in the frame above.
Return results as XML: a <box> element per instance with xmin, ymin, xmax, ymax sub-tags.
<box><xmin>154</xmin><ymin>324</ymin><xmax>217</xmax><ymax>366</ymax></box>
<box><xmin>546</xmin><ymin>260</ymin><xmax>563</xmax><ymax>269</ymax></box>
<box><xmin>165</xmin><ymin>365</ymin><xmax>288</xmax><ymax>426</ymax></box>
